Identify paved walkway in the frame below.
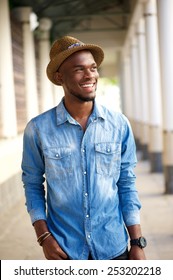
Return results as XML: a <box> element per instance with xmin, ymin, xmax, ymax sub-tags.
<box><xmin>0</xmin><ymin>156</ymin><xmax>173</xmax><ymax>260</ymax></box>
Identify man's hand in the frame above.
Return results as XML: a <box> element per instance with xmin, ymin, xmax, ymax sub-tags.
<box><xmin>128</xmin><ymin>246</ymin><xmax>146</xmax><ymax>260</ymax></box>
<box><xmin>42</xmin><ymin>234</ymin><xmax>69</xmax><ymax>260</ymax></box>
<box><xmin>33</xmin><ymin>219</ymin><xmax>68</xmax><ymax>260</ymax></box>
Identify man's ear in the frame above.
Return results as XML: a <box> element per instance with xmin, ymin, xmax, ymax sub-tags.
<box><xmin>54</xmin><ymin>72</ymin><xmax>63</xmax><ymax>85</ymax></box>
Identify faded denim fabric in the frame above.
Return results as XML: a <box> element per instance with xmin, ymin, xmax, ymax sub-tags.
<box><xmin>22</xmin><ymin>99</ymin><xmax>141</xmax><ymax>260</ymax></box>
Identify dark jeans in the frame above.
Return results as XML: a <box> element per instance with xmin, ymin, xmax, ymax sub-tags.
<box><xmin>88</xmin><ymin>248</ymin><xmax>129</xmax><ymax>260</ymax></box>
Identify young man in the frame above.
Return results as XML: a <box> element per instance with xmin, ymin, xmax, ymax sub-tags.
<box><xmin>22</xmin><ymin>36</ymin><xmax>147</xmax><ymax>260</ymax></box>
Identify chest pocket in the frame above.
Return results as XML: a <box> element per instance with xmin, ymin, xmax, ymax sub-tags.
<box><xmin>95</xmin><ymin>142</ymin><xmax>121</xmax><ymax>177</ymax></box>
<box><xmin>44</xmin><ymin>147</ymin><xmax>72</xmax><ymax>178</ymax></box>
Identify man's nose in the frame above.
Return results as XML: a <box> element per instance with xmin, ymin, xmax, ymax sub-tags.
<box><xmin>84</xmin><ymin>69</ymin><xmax>94</xmax><ymax>78</ymax></box>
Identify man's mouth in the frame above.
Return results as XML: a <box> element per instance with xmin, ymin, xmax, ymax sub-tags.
<box><xmin>80</xmin><ymin>83</ymin><xmax>95</xmax><ymax>88</ymax></box>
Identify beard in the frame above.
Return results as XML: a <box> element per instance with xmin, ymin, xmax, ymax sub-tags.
<box><xmin>76</xmin><ymin>95</ymin><xmax>95</xmax><ymax>102</ymax></box>
<box><xmin>70</xmin><ymin>90</ymin><xmax>96</xmax><ymax>102</ymax></box>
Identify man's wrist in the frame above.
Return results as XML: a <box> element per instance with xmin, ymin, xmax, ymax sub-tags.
<box><xmin>130</xmin><ymin>236</ymin><xmax>147</xmax><ymax>249</ymax></box>
<box><xmin>37</xmin><ymin>231</ymin><xmax>52</xmax><ymax>246</ymax></box>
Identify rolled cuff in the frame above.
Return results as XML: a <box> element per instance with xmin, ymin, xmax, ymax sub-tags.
<box><xmin>29</xmin><ymin>208</ymin><xmax>47</xmax><ymax>225</ymax></box>
<box><xmin>123</xmin><ymin>210</ymin><xmax>141</xmax><ymax>227</ymax></box>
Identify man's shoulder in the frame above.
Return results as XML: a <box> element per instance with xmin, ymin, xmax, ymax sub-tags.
<box><xmin>25</xmin><ymin>106</ymin><xmax>57</xmax><ymax>133</ymax></box>
<box><xmin>32</xmin><ymin>106</ymin><xmax>57</xmax><ymax>122</ymax></box>
<box><xmin>98</xmin><ymin>103</ymin><xmax>128</xmax><ymax>124</ymax></box>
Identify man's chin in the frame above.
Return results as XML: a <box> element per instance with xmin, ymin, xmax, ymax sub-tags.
<box><xmin>70</xmin><ymin>90</ymin><xmax>96</xmax><ymax>102</ymax></box>
<box><xmin>76</xmin><ymin>94</ymin><xmax>95</xmax><ymax>102</ymax></box>
<box><xmin>82</xmin><ymin>97</ymin><xmax>95</xmax><ymax>102</ymax></box>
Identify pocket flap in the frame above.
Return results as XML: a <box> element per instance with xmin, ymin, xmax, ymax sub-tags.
<box><xmin>44</xmin><ymin>147</ymin><xmax>71</xmax><ymax>159</ymax></box>
<box><xmin>95</xmin><ymin>142</ymin><xmax>120</xmax><ymax>154</ymax></box>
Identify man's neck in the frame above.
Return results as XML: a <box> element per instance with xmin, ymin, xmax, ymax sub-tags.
<box><xmin>63</xmin><ymin>98</ymin><xmax>94</xmax><ymax>130</ymax></box>
<box><xmin>64</xmin><ymin>98</ymin><xmax>93</xmax><ymax>119</ymax></box>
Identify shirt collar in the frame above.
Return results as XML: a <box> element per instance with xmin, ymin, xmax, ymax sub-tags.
<box><xmin>56</xmin><ymin>98</ymin><xmax>106</xmax><ymax>126</ymax></box>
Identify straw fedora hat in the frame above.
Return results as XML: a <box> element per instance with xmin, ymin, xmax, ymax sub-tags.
<box><xmin>46</xmin><ymin>36</ymin><xmax>104</xmax><ymax>85</ymax></box>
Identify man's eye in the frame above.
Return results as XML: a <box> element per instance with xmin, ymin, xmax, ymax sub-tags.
<box><xmin>75</xmin><ymin>68</ymin><xmax>83</xmax><ymax>72</ymax></box>
<box><xmin>91</xmin><ymin>66</ymin><xmax>98</xmax><ymax>71</ymax></box>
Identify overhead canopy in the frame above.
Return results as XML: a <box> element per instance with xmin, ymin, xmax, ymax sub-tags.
<box><xmin>9</xmin><ymin>0</ymin><xmax>137</xmax><ymax>76</ymax></box>
<box><xmin>9</xmin><ymin>0</ymin><xmax>134</xmax><ymax>39</ymax></box>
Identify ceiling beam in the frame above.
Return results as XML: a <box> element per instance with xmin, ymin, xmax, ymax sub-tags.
<box><xmin>49</xmin><ymin>12</ymin><xmax>129</xmax><ymax>21</ymax></box>
<box><xmin>66</xmin><ymin>27</ymin><xmax>125</xmax><ymax>33</ymax></box>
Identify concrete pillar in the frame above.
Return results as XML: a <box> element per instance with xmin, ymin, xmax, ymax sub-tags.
<box><xmin>0</xmin><ymin>0</ymin><xmax>17</xmax><ymax>137</ymax></box>
<box><xmin>122</xmin><ymin>55</ymin><xmax>133</xmax><ymax>121</ymax></box>
<box><xmin>130</xmin><ymin>35</ymin><xmax>141</xmax><ymax>149</ymax></box>
<box><xmin>13</xmin><ymin>7</ymin><xmax>39</xmax><ymax>121</ymax></box>
<box><xmin>117</xmin><ymin>52</ymin><xmax>124</xmax><ymax>113</ymax></box>
<box><xmin>157</xmin><ymin>0</ymin><xmax>173</xmax><ymax>193</ymax></box>
<box><xmin>53</xmin><ymin>85</ymin><xmax>64</xmax><ymax>105</ymax></box>
<box><xmin>144</xmin><ymin>0</ymin><xmax>163</xmax><ymax>172</ymax></box>
<box><xmin>137</xmin><ymin>16</ymin><xmax>150</xmax><ymax>160</ymax></box>
<box><xmin>38</xmin><ymin>18</ymin><xmax>54</xmax><ymax>112</ymax></box>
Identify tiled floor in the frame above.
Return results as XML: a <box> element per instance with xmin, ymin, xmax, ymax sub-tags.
<box><xmin>136</xmin><ymin>160</ymin><xmax>173</xmax><ymax>260</ymax></box>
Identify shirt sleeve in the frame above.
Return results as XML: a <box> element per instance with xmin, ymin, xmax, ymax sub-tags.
<box><xmin>21</xmin><ymin>120</ymin><xmax>47</xmax><ymax>224</ymax></box>
<box><xmin>117</xmin><ymin>115</ymin><xmax>141</xmax><ymax>226</ymax></box>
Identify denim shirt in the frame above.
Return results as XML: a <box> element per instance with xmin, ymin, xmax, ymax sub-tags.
<box><xmin>22</xmin><ymin>99</ymin><xmax>141</xmax><ymax>260</ymax></box>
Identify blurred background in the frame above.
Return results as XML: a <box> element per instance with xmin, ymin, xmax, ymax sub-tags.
<box><xmin>0</xmin><ymin>0</ymin><xmax>173</xmax><ymax>259</ymax></box>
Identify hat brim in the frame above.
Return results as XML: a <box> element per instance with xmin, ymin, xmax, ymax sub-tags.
<box><xmin>46</xmin><ymin>44</ymin><xmax>104</xmax><ymax>85</ymax></box>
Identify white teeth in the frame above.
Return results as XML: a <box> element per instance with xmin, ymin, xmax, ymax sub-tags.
<box><xmin>81</xmin><ymin>84</ymin><xmax>93</xmax><ymax>88</ymax></box>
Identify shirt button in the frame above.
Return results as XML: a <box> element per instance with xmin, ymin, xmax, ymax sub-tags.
<box><xmin>107</xmin><ymin>149</ymin><xmax>110</xmax><ymax>152</ymax></box>
<box><xmin>85</xmin><ymin>193</ymin><xmax>88</xmax><ymax>197</ymax></box>
<box><xmin>84</xmin><ymin>171</ymin><xmax>87</xmax><ymax>175</ymax></box>
<box><xmin>82</xmin><ymin>149</ymin><xmax>85</xmax><ymax>153</ymax></box>
<box><xmin>87</xmin><ymin>234</ymin><xmax>91</xmax><ymax>239</ymax></box>
<box><xmin>55</xmin><ymin>154</ymin><xmax>59</xmax><ymax>157</ymax></box>
<box><xmin>86</xmin><ymin>214</ymin><xmax>89</xmax><ymax>218</ymax></box>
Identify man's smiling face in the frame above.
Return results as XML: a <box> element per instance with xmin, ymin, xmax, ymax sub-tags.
<box><xmin>56</xmin><ymin>50</ymin><xmax>99</xmax><ymax>102</ymax></box>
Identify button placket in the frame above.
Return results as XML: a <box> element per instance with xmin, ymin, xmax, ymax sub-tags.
<box><xmin>81</xmin><ymin>139</ymin><xmax>92</xmax><ymax>243</ymax></box>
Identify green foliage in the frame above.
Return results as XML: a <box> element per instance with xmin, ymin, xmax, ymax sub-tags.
<box><xmin>100</xmin><ymin>77</ymin><xmax>117</xmax><ymax>86</ymax></box>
